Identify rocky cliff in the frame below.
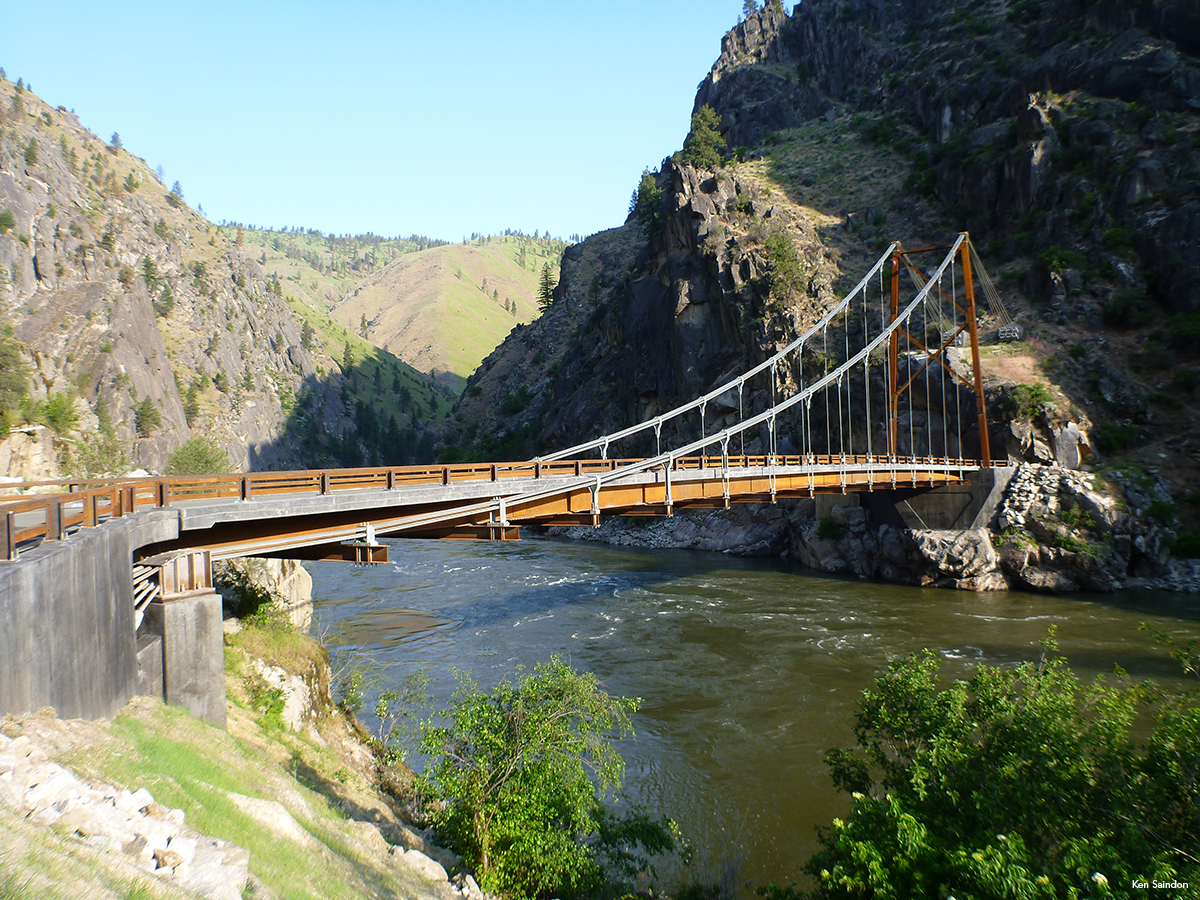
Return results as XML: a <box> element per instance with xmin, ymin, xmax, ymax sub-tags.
<box><xmin>453</xmin><ymin>1</ymin><xmax>1200</xmax><ymax>586</ymax></box>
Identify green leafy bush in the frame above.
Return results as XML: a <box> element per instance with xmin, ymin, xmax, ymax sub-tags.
<box><xmin>806</xmin><ymin>634</ymin><xmax>1200</xmax><ymax>897</ymax></box>
<box><xmin>420</xmin><ymin>658</ymin><xmax>674</xmax><ymax>899</ymax></box>
<box><xmin>39</xmin><ymin>393</ymin><xmax>78</xmax><ymax>435</ymax></box>
<box><xmin>998</xmin><ymin>382</ymin><xmax>1051</xmax><ymax>421</ymax></box>
<box><xmin>500</xmin><ymin>386</ymin><xmax>532</xmax><ymax>416</ymax></box>
<box><xmin>165</xmin><ymin>436</ymin><xmax>230</xmax><ymax>475</ymax></box>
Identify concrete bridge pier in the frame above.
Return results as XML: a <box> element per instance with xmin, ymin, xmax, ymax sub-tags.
<box><xmin>0</xmin><ymin>511</ymin><xmax>227</xmax><ymax>729</ymax></box>
<box><xmin>138</xmin><ymin>550</ymin><xmax>226</xmax><ymax>729</ymax></box>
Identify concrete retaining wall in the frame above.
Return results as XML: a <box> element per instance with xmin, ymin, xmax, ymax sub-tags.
<box><xmin>0</xmin><ymin>510</ymin><xmax>179</xmax><ymax>720</ymax></box>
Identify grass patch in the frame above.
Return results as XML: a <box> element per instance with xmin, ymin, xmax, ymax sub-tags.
<box><xmin>56</xmin><ymin>695</ymin><xmax>430</xmax><ymax>900</ymax></box>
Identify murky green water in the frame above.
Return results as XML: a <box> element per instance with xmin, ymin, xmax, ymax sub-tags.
<box><xmin>308</xmin><ymin>536</ymin><xmax>1199</xmax><ymax>889</ymax></box>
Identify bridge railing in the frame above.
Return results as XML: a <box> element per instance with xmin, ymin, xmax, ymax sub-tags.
<box><xmin>0</xmin><ymin>456</ymin><xmax>661</xmax><ymax>558</ymax></box>
<box><xmin>0</xmin><ymin>450</ymin><xmax>985</xmax><ymax>559</ymax></box>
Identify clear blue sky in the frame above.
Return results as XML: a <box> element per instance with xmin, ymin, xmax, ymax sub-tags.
<box><xmin>3</xmin><ymin>2</ymin><xmax>761</xmax><ymax>242</ymax></box>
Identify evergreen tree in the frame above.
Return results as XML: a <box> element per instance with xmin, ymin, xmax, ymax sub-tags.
<box><xmin>629</xmin><ymin>168</ymin><xmax>664</xmax><ymax>238</ymax></box>
<box><xmin>342</xmin><ymin>341</ymin><xmax>354</xmax><ymax>373</ymax></box>
<box><xmin>537</xmin><ymin>263</ymin><xmax>556</xmax><ymax>311</ymax></box>
<box><xmin>681</xmin><ymin>105</ymin><xmax>726</xmax><ymax>169</ymax></box>
<box><xmin>23</xmin><ymin>138</ymin><xmax>37</xmax><ymax>167</ymax></box>
<box><xmin>300</xmin><ymin>319</ymin><xmax>315</xmax><ymax>351</ymax></box>
<box><xmin>110</xmin><ymin>132</ymin><xmax>122</xmax><ymax>150</ymax></box>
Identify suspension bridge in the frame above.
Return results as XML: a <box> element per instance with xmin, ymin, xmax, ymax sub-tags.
<box><xmin>0</xmin><ymin>233</ymin><xmax>1011</xmax><ymax>724</ymax></box>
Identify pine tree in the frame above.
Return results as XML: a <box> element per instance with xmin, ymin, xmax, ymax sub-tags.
<box><xmin>681</xmin><ymin>105</ymin><xmax>726</xmax><ymax>169</ymax></box>
<box><xmin>537</xmin><ymin>263</ymin><xmax>556</xmax><ymax>311</ymax></box>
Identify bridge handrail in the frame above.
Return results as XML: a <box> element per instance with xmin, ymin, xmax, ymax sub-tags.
<box><xmin>535</xmin><ymin>241</ymin><xmax>899</xmax><ymax>462</ymax></box>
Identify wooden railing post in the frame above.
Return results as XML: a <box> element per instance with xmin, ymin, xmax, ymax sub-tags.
<box><xmin>85</xmin><ymin>492</ymin><xmax>98</xmax><ymax>527</ymax></box>
<box><xmin>45</xmin><ymin>500</ymin><xmax>62</xmax><ymax>541</ymax></box>
<box><xmin>534</xmin><ymin>461</ymin><xmax>542</xmax><ymax>479</ymax></box>
<box><xmin>157</xmin><ymin>480</ymin><xmax>169</xmax><ymax>508</ymax></box>
<box><xmin>240</xmin><ymin>476</ymin><xmax>252</xmax><ymax>501</ymax></box>
<box><xmin>4</xmin><ymin>510</ymin><xmax>15</xmax><ymax>560</ymax></box>
<box><xmin>386</xmin><ymin>469</ymin><xmax>395</xmax><ymax>490</ymax></box>
<box><xmin>320</xmin><ymin>472</ymin><xmax>330</xmax><ymax>495</ymax></box>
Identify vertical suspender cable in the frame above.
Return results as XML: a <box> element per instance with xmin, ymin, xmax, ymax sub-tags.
<box><xmin>924</xmin><ymin>293</ymin><xmax>933</xmax><ymax>462</ymax></box>
<box><xmin>845</xmin><ymin>307</ymin><xmax>852</xmax><ymax>460</ymax></box>
<box><xmin>824</xmin><ymin>325</ymin><xmax>831</xmax><ymax>460</ymax></box>
<box><xmin>939</xmin><ymin>270</ymin><xmax>948</xmax><ymax>462</ymax></box>
<box><xmin>953</xmin><ymin>255</ymin><xmax>962</xmax><ymax>462</ymax></box>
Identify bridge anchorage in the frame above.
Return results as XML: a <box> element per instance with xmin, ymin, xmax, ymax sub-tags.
<box><xmin>0</xmin><ymin>234</ymin><xmax>1014</xmax><ymax>725</ymax></box>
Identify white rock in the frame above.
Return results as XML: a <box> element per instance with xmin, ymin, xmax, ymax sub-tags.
<box><xmin>167</xmin><ymin>835</ymin><xmax>198</xmax><ymax>866</ymax></box>
<box><xmin>392</xmin><ymin>846</ymin><xmax>449</xmax><ymax>882</ymax></box>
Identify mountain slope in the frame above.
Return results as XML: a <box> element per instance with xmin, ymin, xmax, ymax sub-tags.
<box><xmin>446</xmin><ymin>1</ymin><xmax>1200</xmax><ymax>585</ymax></box>
<box><xmin>330</xmin><ymin>235</ymin><xmax>564</xmax><ymax>391</ymax></box>
<box><xmin>0</xmin><ymin>76</ymin><xmax>442</xmax><ymax>474</ymax></box>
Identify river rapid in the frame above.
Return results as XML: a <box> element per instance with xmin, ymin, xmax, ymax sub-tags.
<box><xmin>309</xmin><ymin>535</ymin><xmax>1200</xmax><ymax>890</ymax></box>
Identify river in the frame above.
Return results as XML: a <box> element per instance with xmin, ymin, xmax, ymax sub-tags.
<box><xmin>309</xmin><ymin>535</ymin><xmax>1199</xmax><ymax>890</ymax></box>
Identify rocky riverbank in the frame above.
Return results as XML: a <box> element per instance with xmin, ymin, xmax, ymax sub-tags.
<box><xmin>0</xmin><ymin>565</ymin><xmax>489</xmax><ymax>900</ymax></box>
<box><xmin>550</xmin><ymin>462</ymin><xmax>1200</xmax><ymax>594</ymax></box>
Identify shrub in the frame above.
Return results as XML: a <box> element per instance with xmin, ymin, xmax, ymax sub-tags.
<box><xmin>1038</xmin><ymin>244</ymin><xmax>1087</xmax><ymax>272</ymax></box>
<box><xmin>1146</xmin><ymin>500</ymin><xmax>1177</xmax><ymax>524</ymax></box>
<box><xmin>1103</xmin><ymin>287</ymin><xmax>1152</xmax><ymax>329</ymax></box>
<box><xmin>1093</xmin><ymin>423</ymin><xmax>1141</xmax><ymax>454</ymax></box>
<box><xmin>765</xmin><ymin>230</ymin><xmax>805</xmax><ymax>307</ymax></box>
<box><xmin>998</xmin><ymin>382</ymin><xmax>1051</xmax><ymax>421</ymax></box>
<box><xmin>817</xmin><ymin>517</ymin><xmax>844</xmax><ymax>541</ymax></box>
<box><xmin>1170</xmin><ymin>531</ymin><xmax>1200</xmax><ymax>558</ymax></box>
<box><xmin>40</xmin><ymin>393</ymin><xmax>78</xmax><ymax>435</ymax></box>
<box><xmin>500</xmin><ymin>386</ymin><xmax>532</xmax><ymax>416</ymax></box>
<box><xmin>806</xmin><ymin>634</ymin><xmax>1200</xmax><ymax>897</ymax></box>
<box><xmin>0</xmin><ymin>209</ymin><xmax>14</xmax><ymax>234</ymax></box>
<box><xmin>165</xmin><ymin>436</ymin><xmax>230</xmax><ymax>475</ymax></box>
<box><xmin>420</xmin><ymin>657</ymin><xmax>675</xmax><ymax>899</ymax></box>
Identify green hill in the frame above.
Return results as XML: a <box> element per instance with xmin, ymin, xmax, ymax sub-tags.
<box><xmin>224</xmin><ymin>227</ymin><xmax>566</xmax><ymax>394</ymax></box>
<box><xmin>333</xmin><ymin>235</ymin><xmax>566</xmax><ymax>392</ymax></box>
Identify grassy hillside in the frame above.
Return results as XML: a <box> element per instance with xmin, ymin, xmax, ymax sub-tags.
<box><xmin>225</xmin><ymin>226</ymin><xmax>567</xmax><ymax>394</ymax></box>
<box><xmin>334</xmin><ymin>235</ymin><xmax>566</xmax><ymax>391</ymax></box>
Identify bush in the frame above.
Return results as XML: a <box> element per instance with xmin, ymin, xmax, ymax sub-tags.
<box><xmin>39</xmin><ymin>393</ymin><xmax>78</xmax><ymax>435</ymax></box>
<box><xmin>764</xmin><ymin>230</ymin><xmax>805</xmax><ymax>307</ymax></box>
<box><xmin>806</xmin><ymin>633</ymin><xmax>1200</xmax><ymax>897</ymax></box>
<box><xmin>0</xmin><ymin>209</ymin><xmax>14</xmax><ymax>234</ymax></box>
<box><xmin>166</xmin><ymin>436</ymin><xmax>230</xmax><ymax>475</ymax></box>
<box><xmin>500</xmin><ymin>386</ymin><xmax>532</xmax><ymax>416</ymax></box>
<box><xmin>1093</xmin><ymin>422</ymin><xmax>1141</xmax><ymax>454</ymax></box>
<box><xmin>1103</xmin><ymin>287</ymin><xmax>1152</xmax><ymax>329</ymax></box>
<box><xmin>998</xmin><ymin>382</ymin><xmax>1051</xmax><ymax>421</ymax></box>
<box><xmin>420</xmin><ymin>657</ymin><xmax>675</xmax><ymax>899</ymax></box>
<box><xmin>817</xmin><ymin>517</ymin><xmax>844</xmax><ymax>540</ymax></box>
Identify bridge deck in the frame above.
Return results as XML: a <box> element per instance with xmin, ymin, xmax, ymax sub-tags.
<box><xmin>2</xmin><ymin>455</ymin><xmax>982</xmax><ymax>563</ymax></box>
